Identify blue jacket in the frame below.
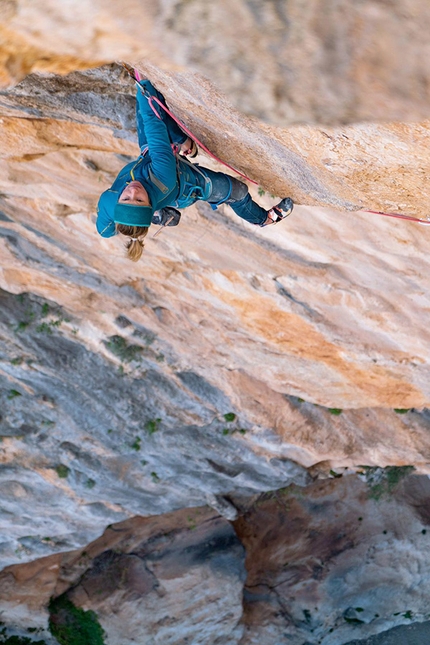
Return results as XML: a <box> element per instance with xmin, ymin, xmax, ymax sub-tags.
<box><xmin>96</xmin><ymin>81</ymin><xmax>210</xmax><ymax>238</ymax></box>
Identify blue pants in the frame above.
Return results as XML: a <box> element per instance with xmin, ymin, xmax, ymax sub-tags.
<box><xmin>136</xmin><ymin>90</ymin><xmax>268</xmax><ymax>226</ymax></box>
<box><xmin>195</xmin><ymin>167</ymin><xmax>268</xmax><ymax>226</ymax></box>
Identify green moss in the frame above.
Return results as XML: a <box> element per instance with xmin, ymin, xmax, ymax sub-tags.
<box><xmin>55</xmin><ymin>465</ymin><xmax>70</xmax><ymax>479</ymax></box>
<box><xmin>7</xmin><ymin>389</ymin><xmax>22</xmax><ymax>399</ymax></box>
<box><xmin>104</xmin><ymin>335</ymin><xmax>143</xmax><ymax>363</ymax></box>
<box><xmin>130</xmin><ymin>436</ymin><xmax>141</xmax><ymax>451</ymax></box>
<box><xmin>35</xmin><ymin>322</ymin><xmax>53</xmax><ymax>334</ymax></box>
<box><xmin>14</xmin><ymin>321</ymin><xmax>30</xmax><ymax>333</ymax></box>
<box><xmin>394</xmin><ymin>408</ymin><xmax>411</xmax><ymax>414</ymax></box>
<box><xmin>328</xmin><ymin>408</ymin><xmax>342</xmax><ymax>415</ymax></box>
<box><xmin>364</xmin><ymin>465</ymin><xmax>415</xmax><ymax>500</ymax></box>
<box><xmin>49</xmin><ymin>595</ymin><xmax>105</xmax><ymax>645</ymax></box>
<box><xmin>385</xmin><ymin>465</ymin><xmax>415</xmax><ymax>487</ymax></box>
<box><xmin>223</xmin><ymin>412</ymin><xmax>236</xmax><ymax>422</ymax></box>
<box><xmin>145</xmin><ymin>418</ymin><xmax>161</xmax><ymax>435</ymax></box>
<box><xmin>50</xmin><ymin>318</ymin><xmax>63</xmax><ymax>328</ymax></box>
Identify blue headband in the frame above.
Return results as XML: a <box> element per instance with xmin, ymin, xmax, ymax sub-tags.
<box><xmin>114</xmin><ymin>203</ymin><xmax>153</xmax><ymax>228</ymax></box>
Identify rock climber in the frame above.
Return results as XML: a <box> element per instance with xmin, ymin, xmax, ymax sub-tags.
<box><xmin>96</xmin><ymin>78</ymin><xmax>293</xmax><ymax>261</ymax></box>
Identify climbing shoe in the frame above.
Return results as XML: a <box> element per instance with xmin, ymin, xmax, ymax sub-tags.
<box><xmin>263</xmin><ymin>197</ymin><xmax>294</xmax><ymax>226</ymax></box>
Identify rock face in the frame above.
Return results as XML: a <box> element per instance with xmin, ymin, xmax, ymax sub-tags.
<box><xmin>2</xmin><ymin>61</ymin><xmax>430</xmax><ymax>215</ymax></box>
<box><xmin>1</xmin><ymin>2</ymin><xmax>430</xmax><ymax>644</ymax></box>
<box><xmin>0</xmin><ymin>507</ymin><xmax>246</xmax><ymax>644</ymax></box>
<box><xmin>0</xmin><ymin>286</ymin><xmax>308</xmax><ymax>570</ymax></box>
<box><xmin>2</xmin><ymin>0</ymin><xmax>430</xmax><ymax>126</ymax></box>
<box><xmin>2</xmin><ymin>473</ymin><xmax>430</xmax><ymax>645</ymax></box>
<box><xmin>235</xmin><ymin>474</ymin><xmax>430</xmax><ymax>644</ymax></box>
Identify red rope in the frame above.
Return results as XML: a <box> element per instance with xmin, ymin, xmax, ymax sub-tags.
<box><xmin>132</xmin><ymin>68</ymin><xmax>430</xmax><ymax>223</ymax></box>
<box><xmin>149</xmin><ymin>95</ymin><xmax>258</xmax><ymax>185</ymax></box>
<box><xmin>363</xmin><ymin>210</ymin><xmax>430</xmax><ymax>225</ymax></box>
<box><xmin>134</xmin><ymin>69</ymin><xmax>258</xmax><ymax>185</ymax></box>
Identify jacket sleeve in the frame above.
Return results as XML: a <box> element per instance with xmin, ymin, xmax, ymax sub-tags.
<box><xmin>136</xmin><ymin>82</ymin><xmax>177</xmax><ymax>194</ymax></box>
<box><xmin>96</xmin><ymin>189</ymin><xmax>118</xmax><ymax>238</ymax></box>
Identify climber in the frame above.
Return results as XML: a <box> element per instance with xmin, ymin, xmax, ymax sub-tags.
<box><xmin>96</xmin><ymin>79</ymin><xmax>293</xmax><ymax>261</ymax></box>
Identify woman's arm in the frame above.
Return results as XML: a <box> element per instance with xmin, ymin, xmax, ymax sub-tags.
<box><xmin>136</xmin><ymin>82</ymin><xmax>177</xmax><ymax>192</ymax></box>
<box><xmin>96</xmin><ymin>189</ymin><xmax>118</xmax><ymax>237</ymax></box>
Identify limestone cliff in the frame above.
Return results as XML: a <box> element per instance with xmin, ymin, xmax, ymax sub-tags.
<box><xmin>1</xmin><ymin>2</ymin><xmax>430</xmax><ymax>644</ymax></box>
<box><xmin>2</xmin><ymin>472</ymin><xmax>430</xmax><ymax>645</ymax></box>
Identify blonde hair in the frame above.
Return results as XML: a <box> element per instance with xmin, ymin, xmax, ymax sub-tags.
<box><xmin>115</xmin><ymin>224</ymin><xmax>149</xmax><ymax>262</ymax></box>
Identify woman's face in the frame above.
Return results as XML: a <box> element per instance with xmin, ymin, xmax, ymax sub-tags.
<box><xmin>119</xmin><ymin>181</ymin><xmax>151</xmax><ymax>206</ymax></box>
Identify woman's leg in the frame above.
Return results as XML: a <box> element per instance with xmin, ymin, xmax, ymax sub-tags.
<box><xmin>199</xmin><ymin>168</ymin><xmax>269</xmax><ymax>225</ymax></box>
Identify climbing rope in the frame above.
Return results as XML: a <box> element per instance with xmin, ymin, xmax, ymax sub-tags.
<box><xmin>121</xmin><ymin>63</ymin><xmax>430</xmax><ymax>225</ymax></box>
<box><xmin>362</xmin><ymin>210</ymin><xmax>430</xmax><ymax>225</ymax></box>
<box><xmin>121</xmin><ymin>62</ymin><xmax>257</xmax><ymax>185</ymax></box>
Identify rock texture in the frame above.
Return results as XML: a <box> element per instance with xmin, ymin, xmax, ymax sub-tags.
<box><xmin>0</xmin><ymin>506</ymin><xmax>246</xmax><ymax>644</ymax></box>
<box><xmin>235</xmin><ymin>474</ymin><xmax>430</xmax><ymax>644</ymax></box>
<box><xmin>1</xmin><ymin>64</ymin><xmax>430</xmax><ymax>571</ymax></box>
<box><xmin>2</xmin><ymin>61</ymin><xmax>430</xmax><ymax>215</ymax></box>
<box><xmin>1</xmin><ymin>2</ymin><xmax>430</xmax><ymax>644</ymax></box>
<box><xmin>2</xmin><ymin>0</ymin><xmax>430</xmax><ymax>126</ymax></box>
<box><xmin>2</xmin><ymin>473</ymin><xmax>430</xmax><ymax>645</ymax></box>
<box><xmin>0</xmin><ymin>286</ymin><xmax>309</xmax><ymax>570</ymax></box>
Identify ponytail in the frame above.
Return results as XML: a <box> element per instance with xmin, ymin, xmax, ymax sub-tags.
<box><xmin>115</xmin><ymin>224</ymin><xmax>149</xmax><ymax>262</ymax></box>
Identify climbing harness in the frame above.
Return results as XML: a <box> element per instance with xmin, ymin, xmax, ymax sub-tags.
<box><xmin>119</xmin><ymin>62</ymin><xmax>258</xmax><ymax>186</ymax></box>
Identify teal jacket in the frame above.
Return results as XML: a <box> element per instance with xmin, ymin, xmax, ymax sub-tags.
<box><xmin>96</xmin><ymin>81</ymin><xmax>210</xmax><ymax>238</ymax></box>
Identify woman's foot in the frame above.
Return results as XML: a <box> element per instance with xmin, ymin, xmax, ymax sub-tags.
<box><xmin>262</xmin><ymin>197</ymin><xmax>294</xmax><ymax>226</ymax></box>
<box><xmin>180</xmin><ymin>137</ymin><xmax>198</xmax><ymax>158</ymax></box>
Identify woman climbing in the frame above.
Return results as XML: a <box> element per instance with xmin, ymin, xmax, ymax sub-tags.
<box><xmin>96</xmin><ymin>78</ymin><xmax>293</xmax><ymax>261</ymax></box>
